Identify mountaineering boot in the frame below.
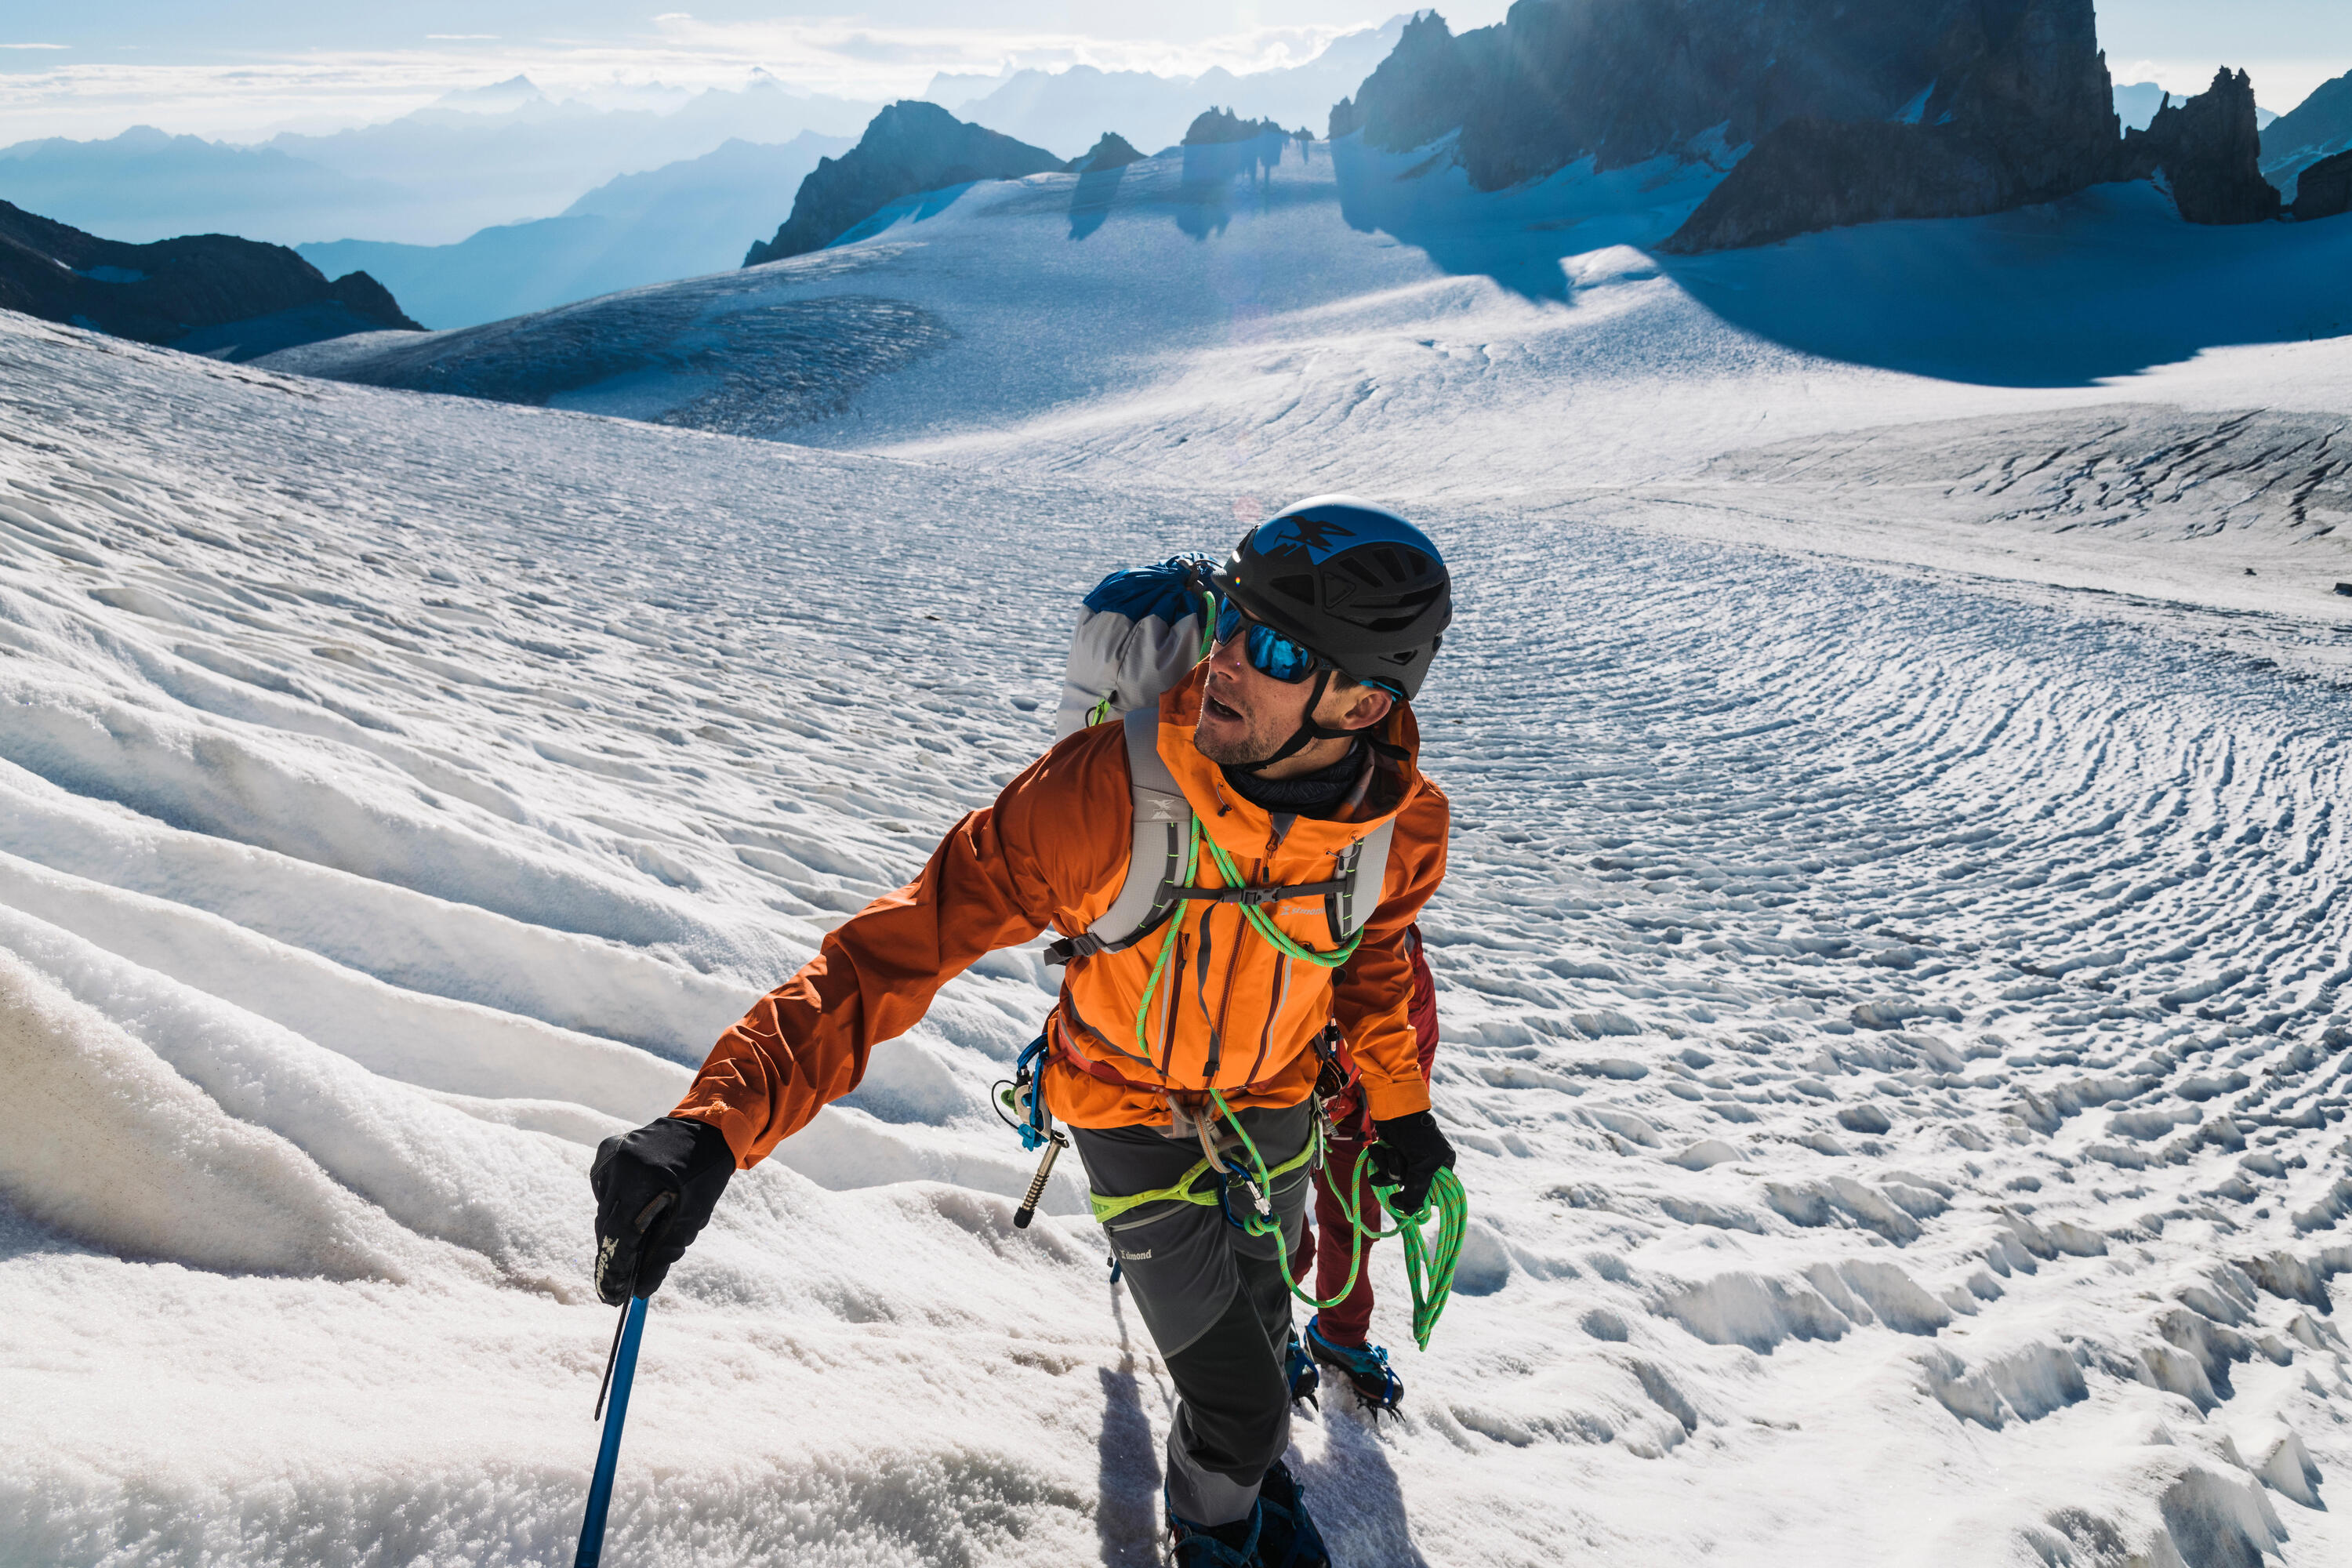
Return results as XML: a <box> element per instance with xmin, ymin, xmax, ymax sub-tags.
<box><xmin>1163</xmin><ymin>1487</ymin><xmax>1263</xmax><ymax>1567</ymax></box>
<box><xmin>1305</xmin><ymin>1315</ymin><xmax>1404</xmax><ymax>1414</ymax></box>
<box><xmin>1284</xmin><ymin>1330</ymin><xmax>1320</xmax><ymax>1410</ymax></box>
<box><xmin>1255</xmin><ymin>1460</ymin><xmax>1332</xmax><ymax>1568</ymax></box>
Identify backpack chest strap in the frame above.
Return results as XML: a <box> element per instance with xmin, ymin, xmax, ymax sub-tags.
<box><xmin>1044</xmin><ymin>706</ymin><xmax>1392</xmax><ymax>967</ymax></box>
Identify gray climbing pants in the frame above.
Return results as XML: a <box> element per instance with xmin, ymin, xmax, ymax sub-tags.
<box><xmin>1072</xmin><ymin>1102</ymin><xmax>1314</xmax><ymax>1528</ymax></box>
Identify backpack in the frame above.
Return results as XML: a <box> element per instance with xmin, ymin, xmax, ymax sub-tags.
<box><xmin>1045</xmin><ymin>554</ymin><xmax>1395</xmax><ymax>969</ymax></box>
<box><xmin>1052</xmin><ymin>552</ymin><xmax>1220</xmax><ymax>739</ymax></box>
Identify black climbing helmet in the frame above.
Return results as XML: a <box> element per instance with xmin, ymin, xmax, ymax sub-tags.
<box><xmin>1214</xmin><ymin>495</ymin><xmax>1452</xmax><ymax>701</ymax></box>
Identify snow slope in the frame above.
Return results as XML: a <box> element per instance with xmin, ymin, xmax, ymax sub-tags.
<box><xmin>265</xmin><ymin>132</ymin><xmax>2352</xmax><ymax>622</ymax></box>
<box><xmin>6</xmin><ymin>285</ymin><xmax>2352</xmax><ymax>1567</ymax></box>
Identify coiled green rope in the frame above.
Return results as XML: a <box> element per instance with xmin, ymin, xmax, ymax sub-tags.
<box><xmin>1211</xmin><ymin>1089</ymin><xmax>1468</xmax><ymax>1350</ymax></box>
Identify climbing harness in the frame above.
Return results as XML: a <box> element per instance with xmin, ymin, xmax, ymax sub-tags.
<box><xmin>1081</xmin><ymin>1086</ymin><xmax>1468</xmax><ymax>1351</ymax></box>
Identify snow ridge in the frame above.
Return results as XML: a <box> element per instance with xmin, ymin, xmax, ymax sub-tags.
<box><xmin>3</xmin><ymin>252</ymin><xmax>2350</xmax><ymax>1566</ymax></box>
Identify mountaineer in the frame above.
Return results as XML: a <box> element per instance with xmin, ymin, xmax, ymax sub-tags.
<box><xmin>588</xmin><ymin>497</ymin><xmax>1457</xmax><ymax>1566</ymax></box>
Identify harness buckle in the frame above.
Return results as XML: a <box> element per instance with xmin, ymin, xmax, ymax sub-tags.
<box><xmin>1043</xmin><ymin>932</ymin><xmax>1100</xmax><ymax>967</ymax></box>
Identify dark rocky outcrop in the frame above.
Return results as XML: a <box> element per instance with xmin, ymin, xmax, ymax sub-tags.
<box><xmin>1339</xmin><ymin>2</ymin><xmax>2114</xmax><ymax>191</ymax></box>
<box><xmin>2120</xmin><ymin>69</ymin><xmax>2281</xmax><ymax>224</ymax></box>
<box><xmin>1072</xmin><ymin>132</ymin><xmax>1144</xmax><ymax>174</ymax></box>
<box><xmin>2291</xmin><ymin>148</ymin><xmax>2352</xmax><ymax>222</ymax></box>
<box><xmin>1182</xmin><ymin>108</ymin><xmax>1290</xmax><ymax>147</ymax></box>
<box><xmin>1662</xmin><ymin>0</ymin><xmax>2123</xmax><ymax>252</ymax></box>
<box><xmin>0</xmin><ymin>198</ymin><xmax>418</xmax><ymax>360</ymax></box>
<box><xmin>1330</xmin><ymin>13</ymin><xmax>1475</xmax><ymax>158</ymax></box>
<box><xmin>1662</xmin><ymin>122</ymin><xmax>2013</xmax><ymax>252</ymax></box>
<box><xmin>2261</xmin><ymin>68</ymin><xmax>2352</xmax><ymax>200</ymax></box>
<box><xmin>1336</xmin><ymin>2</ymin><xmax>2292</xmax><ymax>252</ymax></box>
<box><xmin>743</xmin><ymin>101</ymin><xmax>1063</xmax><ymax>266</ymax></box>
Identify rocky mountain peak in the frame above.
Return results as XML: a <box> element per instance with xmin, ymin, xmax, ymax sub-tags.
<box><xmin>2122</xmin><ymin>68</ymin><xmax>2284</xmax><ymax>223</ymax></box>
<box><xmin>1662</xmin><ymin>0</ymin><xmax>2125</xmax><ymax>252</ymax></box>
<box><xmin>1073</xmin><ymin>132</ymin><xmax>1145</xmax><ymax>174</ymax></box>
<box><xmin>1181</xmin><ymin>108</ymin><xmax>1292</xmax><ymax>147</ymax></box>
<box><xmin>744</xmin><ymin>100</ymin><xmax>1064</xmax><ymax>266</ymax></box>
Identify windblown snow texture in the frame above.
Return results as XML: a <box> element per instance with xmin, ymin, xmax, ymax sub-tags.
<box><xmin>7</xmin><ymin>103</ymin><xmax>2352</xmax><ymax>1567</ymax></box>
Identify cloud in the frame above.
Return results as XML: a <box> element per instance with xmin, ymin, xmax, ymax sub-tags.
<box><xmin>0</xmin><ymin>18</ymin><xmax>1374</xmax><ymax>143</ymax></box>
<box><xmin>2</xmin><ymin>43</ymin><xmax>69</xmax><ymax>49</ymax></box>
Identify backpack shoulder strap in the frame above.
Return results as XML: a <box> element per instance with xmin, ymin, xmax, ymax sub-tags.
<box><xmin>1326</xmin><ymin>818</ymin><xmax>1395</xmax><ymax>943</ymax></box>
<box><xmin>1044</xmin><ymin>706</ymin><xmax>1192</xmax><ymax>967</ymax></box>
<box><xmin>1044</xmin><ymin>708</ymin><xmax>1400</xmax><ymax>966</ymax></box>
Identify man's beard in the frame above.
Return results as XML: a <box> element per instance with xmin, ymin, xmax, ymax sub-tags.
<box><xmin>1192</xmin><ymin>715</ymin><xmax>1280</xmax><ymax>768</ymax></box>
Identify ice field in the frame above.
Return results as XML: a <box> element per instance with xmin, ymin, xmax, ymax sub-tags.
<box><xmin>5</xmin><ymin>133</ymin><xmax>2352</xmax><ymax>1566</ymax></box>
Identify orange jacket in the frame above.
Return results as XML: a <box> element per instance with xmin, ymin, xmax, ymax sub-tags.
<box><xmin>673</xmin><ymin>666</ymin><xmax>1449</xmax><ymax>1167</ymax></box>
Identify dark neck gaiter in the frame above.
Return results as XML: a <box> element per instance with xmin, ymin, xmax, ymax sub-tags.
<box><xmin>1220</xmin><ymin>741</ymin><xmax>1367</xmax><ymax>819</ymax></box>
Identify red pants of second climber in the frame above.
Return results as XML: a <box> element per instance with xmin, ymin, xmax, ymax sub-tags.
<box><xmin>1296</xmin><ymin>924</ymin><xmax>1441</xmax><ymax>1351</ymax></box>
<box><xmin>1305</xmin><ymin>1120</ymin><xmax>1382</xmax><ymax>1343</ymax></box>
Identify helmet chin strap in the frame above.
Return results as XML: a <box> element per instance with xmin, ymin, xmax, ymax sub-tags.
<box><xmin>1232</xmin><ymin>670</ymin><xmax>1338</xmax><ymax>775</ymax></box>
<box><xmin>1235</xmin><ymin>670</ymin><xmax>1407</xmax><ymax>775</ymax></box>
<box><xmin>1231</xmin><ymin>670</ymin><xmax>1414</xmax><ymax>776</ymax></box>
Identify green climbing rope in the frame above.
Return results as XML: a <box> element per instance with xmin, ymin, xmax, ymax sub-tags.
<box><xmin>1209</xmin><ymin>1089</ymin><xmax>1468</xmax><ymax>1350</ymax></box>
<box><xmin>1075</xmin><ymin>586</ymin><xmax>1467</xmax><ymax>1343</ymax></box>
<box><xmin>1389</xmin><ymin>1166</ymin><xmax>1468</xmax><ymax>1351</ymax></box>
<box><xmin>1196</xmin><ymin>829</ymin><xmax>1363</xmax><ymax>970</ymax></box>
<box><xmin>1130</xmin><ymin>818</ymin><xmax>1201</xmax><ymax>1053</ymax></box>
<box><xmin>1080</xmin><ymin>1089</ymin><xmax>1468</xmax><ymax>1347</ymax></box>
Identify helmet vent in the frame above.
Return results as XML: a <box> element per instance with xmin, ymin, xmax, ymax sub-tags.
<box><xmin>1224</xmin><ymin>497</ymin><xmax>1451</xmax><ymax>700</ymax></box>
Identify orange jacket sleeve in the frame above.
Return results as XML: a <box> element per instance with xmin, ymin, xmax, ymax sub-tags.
<box><xmin>673</xmin><ymin>728</ymin><xmax>1127</xmax><ymax>1167</ymax></box>
<box><xmin>1332</xmin><ymin>778</ymin><xmax>1449</xmax><ymax>1121</ymax></box>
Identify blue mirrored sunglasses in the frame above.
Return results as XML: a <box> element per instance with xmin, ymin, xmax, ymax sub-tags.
<box><xmin>1214</xmin><ymin>601</ymin><xmax>1325</xmax><ymax>683</ymax></box>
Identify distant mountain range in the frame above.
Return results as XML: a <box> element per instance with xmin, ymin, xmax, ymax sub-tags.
<box><xmin>924</xmin><ymin>22</ymin><xmax>1404</xmax><ymax>159</ymax></box>
<box><xmin>6</xmin><ymin>4</ymin><xmax>2340</xmax><ymax>368</ymax></box>
<box><xmin>0</xmin><ymin>75</ymin><xmax>877</xmax><ymax>249</ymax></box>
<box><xmin>2262</xmin><ymin>67</ymin><xmax>2352</xmax><ymax>200</ymax></box>
<box><xmin>299</xmin><ymin>134</ymin><xmax>851</xmax><ymax>330</ymax></box>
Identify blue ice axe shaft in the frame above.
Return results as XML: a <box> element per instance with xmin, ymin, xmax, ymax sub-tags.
<box><xmin>575</xmin><ymin>1191</ymin><xmax>671</xmax><ymax>1568</ymax></box>
<box><xmin>574</xmin><ymin>1293</ymin><xmax>646</xmax><ymax>1567</ymax></box>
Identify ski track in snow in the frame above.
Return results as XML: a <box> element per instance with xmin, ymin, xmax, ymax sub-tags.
<box><xmin>3</xmin><ymin>253</ymin><xmax>2352</xmax><ymax>1566</ymax></box>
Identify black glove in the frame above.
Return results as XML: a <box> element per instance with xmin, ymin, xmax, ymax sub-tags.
<box><xmin>590</xmin><ymin>1116</ymin><xmax>735</xmax><ymax>1305</ymax></box>
<box><xmin>1369</xmin><ymin>1110</ymin><xmax>1456</xmax><ymax>1216</ymax></box>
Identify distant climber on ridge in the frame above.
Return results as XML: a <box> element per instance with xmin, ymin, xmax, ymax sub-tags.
<box><xmin>589</xmin><ymin>498</ymin><xmax>1460</xmax><ymax>1566</ymax></box>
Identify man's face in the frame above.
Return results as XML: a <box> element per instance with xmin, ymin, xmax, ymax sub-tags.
<box><xmin>1194</xmin><ymin>623</ymin><xmax>1316</xmax><ymax>766</ymax></box>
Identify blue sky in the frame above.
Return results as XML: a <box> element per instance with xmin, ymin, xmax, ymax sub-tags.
<box><xmin>2</xmin><ymin>2</ymin><xmax>2345</xmax><ymax>143</ymax></box>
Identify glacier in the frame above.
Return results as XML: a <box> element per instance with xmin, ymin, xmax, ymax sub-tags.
<box><xmin>3</xmin><ymin>125</ymin><xmax>2351</xmax><ymax>1566</ymax></box>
